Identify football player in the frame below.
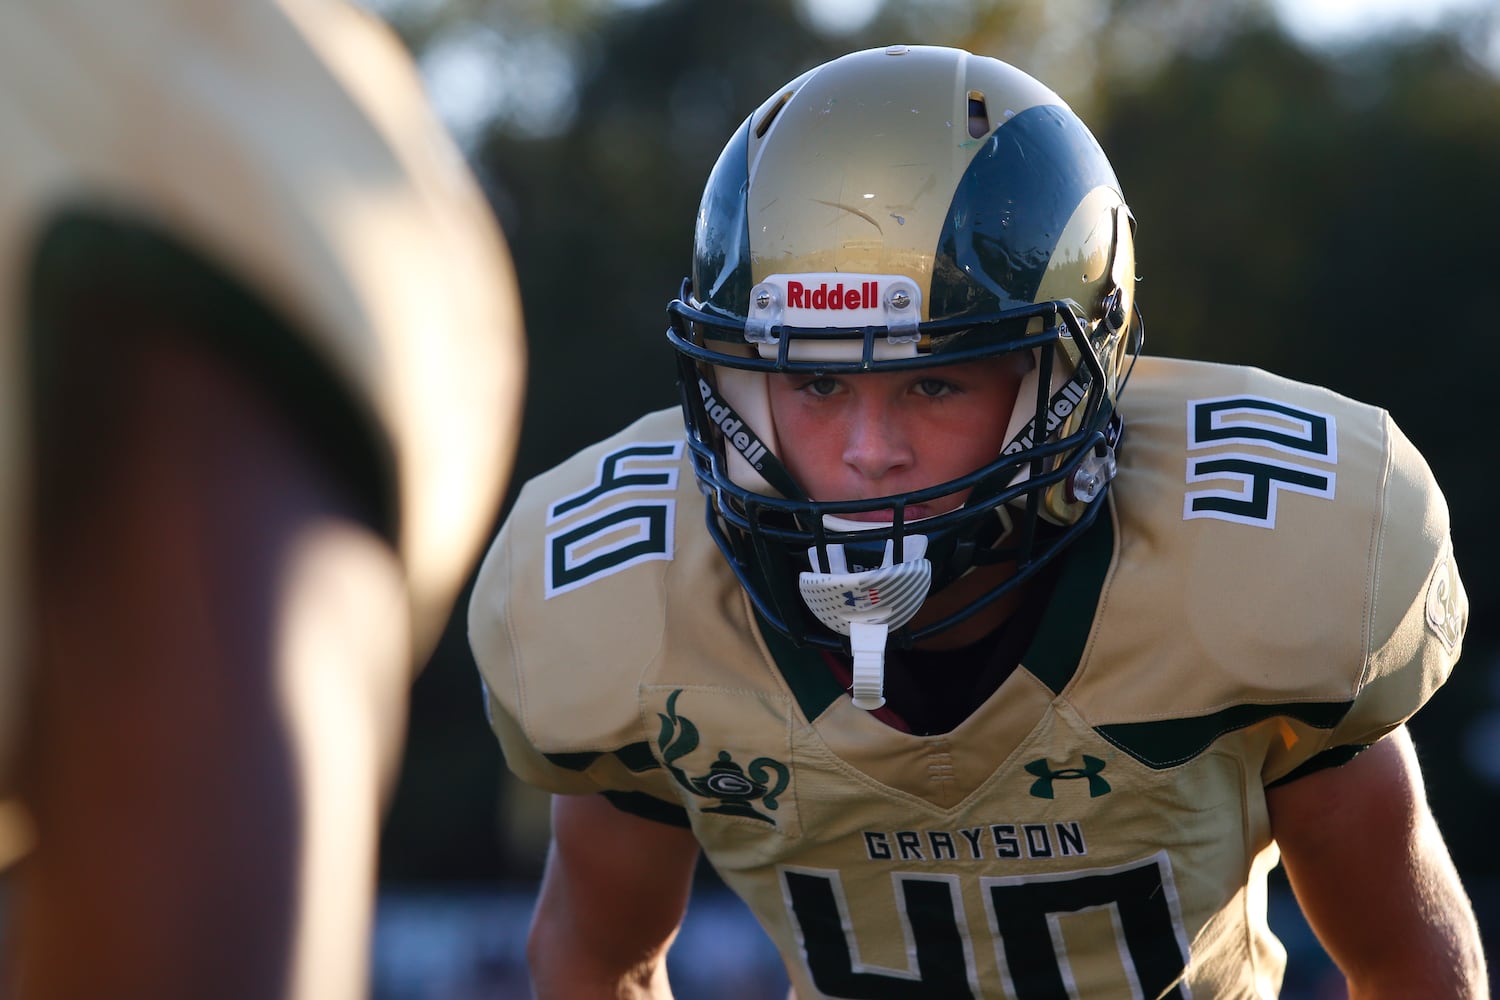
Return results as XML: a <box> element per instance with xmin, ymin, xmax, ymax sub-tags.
<box><xmin>0</xmin><ymin>1</ymin><xmax>525</xmax><ymax>997</ymax></box>
<box><xmin>472</xmin><ymin>45</ymin><xmax>1487</xmax><ymax>998</ymax></box>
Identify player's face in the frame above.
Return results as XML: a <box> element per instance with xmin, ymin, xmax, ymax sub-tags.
<box><xmin>766</xmin><ymin>354</ymin><xmax>1032</xmax><ymax>521</ymax></box>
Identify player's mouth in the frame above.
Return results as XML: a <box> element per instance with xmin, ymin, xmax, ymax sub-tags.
<box><xmin>835</xmin><ymin>504</ymin><xmax>938</xmax><ymax>524</ymax></box>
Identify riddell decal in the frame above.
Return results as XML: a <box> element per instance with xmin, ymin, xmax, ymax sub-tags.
<box><xmin>756</xmin><ymin>272</ymin><xmax>921</xmax><ymax>329</ymax></box>
<box><xmin>699</xmin><ymin>378</ymin><xmax>768</xmax><ymax>467</ymax></box>
<box><xmin>786</xmin><ymin>279</ymin><xmax>879</xmax><ymax>311</ymax></box>
<box><xmin>1003</xmin><ymin>378</ymin><xmax>1089</xmax><ymax>455</ymax></box>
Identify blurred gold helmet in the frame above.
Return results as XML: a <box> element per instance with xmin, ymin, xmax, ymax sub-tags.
<box><xmin>668</xmin><ymin>44</ymin><xmax>1141</xmax><ymax>650</ymax></box>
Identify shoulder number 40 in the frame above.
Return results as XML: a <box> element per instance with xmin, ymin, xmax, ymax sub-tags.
<box><xmin>1184</xmin><ymin>395</ymin><xmax>1337</xmax><ymax>528</ymax></box>
<box><xmin>543</xmin><ymin>441</ymin><xmax>682</xmax><ymax>598</ymax></box>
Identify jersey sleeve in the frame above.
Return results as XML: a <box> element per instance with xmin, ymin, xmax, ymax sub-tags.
<box><xmin>1254</xmin><ymin>410</ymin><xmax>1464</xmax><ymax>786</ymax></box>
<box><xmin>1085</xmin><ymin>360</ymin><xmax>1467</xmax><ymax>786</ymax></box>
<box><xmin>468</xmin><ymin>410</ymin><xmax>706</xmax><ymax>805</ymax></box>
<box><xmin>472</xmin><ymin>513</ymin><xmax>677</xmax><ymax>800</ymax></box>
<box><xmin>1328</xmin><ymin>413</ymin><xmax>1465</xmax><ymax>748</ymax></box>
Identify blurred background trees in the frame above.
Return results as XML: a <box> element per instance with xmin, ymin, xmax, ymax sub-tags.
<box><xmin>361</xmin><ymin>0</ymin><xmax>1500</xmax><ymax>972</ymax></box>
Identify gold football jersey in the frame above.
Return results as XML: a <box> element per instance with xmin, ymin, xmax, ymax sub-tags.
<box><xmin>0</xmin><ymin>0</ymin><xmax>524</xmax><ymax>851</ymax></box>
<box><xmin>474</xmin><ymin>356</ymin><xmax>1464</xmax><ymax>999</ymax></box>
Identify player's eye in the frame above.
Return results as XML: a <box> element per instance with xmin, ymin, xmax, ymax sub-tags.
<box><xmin>800</xmin><ymin>376</ymin><xmax>840</xmax><ymax>397</ymax></box>
<box><xmin>913</xmin><ymin>378</ymin><xmax>957</xmax><ymax>398</ymax></box>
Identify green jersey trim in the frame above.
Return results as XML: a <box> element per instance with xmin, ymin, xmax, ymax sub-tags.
<box><xmin>1021</xmin><ymin>508</ymin><xmax>1117</xmax><ymax>695</ymax></box>
<box><xmin>602</xmin><ymin>789</ymin><xmax>691</xmax><ymax>828</ymax></box>
<box><xmin>1265</xmin><ymin>742</ymin><xmax>1368</xmax><ymax>788</ymax></box>
<box><xmin>754</xmin><ymin>611</ymin><xmax>848</xmax><ymax>722</ymax></box>
<box><xmin>543</xmin><ymin>741</ymin><xmax>661</xmax><ymax>774</ymax></box>
<box><xmin>1097</xmin><ymin>701</ymin><xmax>1353</xmax><ymax>770</ymax></box>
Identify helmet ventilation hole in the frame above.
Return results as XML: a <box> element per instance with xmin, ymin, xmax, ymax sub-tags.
<box><xmin>755</xmin><ymin>91</ymin><xmax>795</xmax><ymax>138</ymax></box>
<box><xmin>967</xmin><ymin>92</ymin><xmax>990</xmax><ymax>139</ymax></box>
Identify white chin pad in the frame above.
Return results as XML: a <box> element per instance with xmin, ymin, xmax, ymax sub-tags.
<box><xmin>798</xmin><ymin>532</ymin><xmax>932</xmax><ymax>711</ymax></box>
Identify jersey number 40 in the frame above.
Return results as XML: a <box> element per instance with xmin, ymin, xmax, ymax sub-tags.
<box><xmin>782</xmin><ymin>852</ymin><xmax>1190</xmax><ymax>998</ymax></box>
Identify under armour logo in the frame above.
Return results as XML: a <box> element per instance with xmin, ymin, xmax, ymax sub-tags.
<box><xmin>1025</xmin><ymin>756</ymin><xmax>1111</xmax><ymax>799</ymax></box>
<box><xmin>842</xmin><ymin>587</ymin><xmax>879</xmax><ymax>608</ymax></box>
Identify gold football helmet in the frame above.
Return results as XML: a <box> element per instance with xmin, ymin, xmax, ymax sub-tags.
<box><xmin>668</xmin><ymin>45</ymin><xmax>1141</xmax><ymax>675</ymax></box>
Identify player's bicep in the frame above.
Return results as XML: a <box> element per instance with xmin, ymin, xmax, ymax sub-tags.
<box><xmin>530</xmin><ymin>792</ymin><xmax>699</xmax><ymax>995</ymax></box>
<box><xmin>1267</xmin><ymin>726</ymin><xmax>1484</xmax><ymax>995</ymax></box>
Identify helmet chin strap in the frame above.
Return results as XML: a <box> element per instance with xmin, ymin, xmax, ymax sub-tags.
<box><xmin>798</xmin><ymin>522</ymin><xmax>932</xmax><ymax>711</ymax></box>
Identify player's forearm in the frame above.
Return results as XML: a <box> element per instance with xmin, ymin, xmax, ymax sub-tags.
<box><xmin>530</xmin><ymin>963</ymin><xmax>675</xmax><ymax>1000</ymax></box>
<box><xmin>6</xmin><ymin>647</ymin><xmax>304</xmax><ymax>998</ymax></box>
<box><xmin>1343</xmin><ymin>953</ymin><xmax>1488</xmax><ymax>1000</ymax></box>
<box><xmin>527</xmin><ymin>883</ymin><xmax>679</xmax><ymax>1000</ymax></box>
<box><xmin>1320</xmin><ymin>844</ymin><xmax>1488</xmax><ymax>998</ymax></box>
<box><xmin>531</xmin><ymin>794</ymin><xmax>699</xmax><ymax>999</ymax></box>
<box><xmin>14</xmin><ymin>332</ymin><xmax>412</xmax><ymax>999</ymax></box>
<box><xmin>1339</xmin><ymin>882</ymin><xmax>1489</xmax><ymax>1000</ymax></box>
<box><xmin>11</xmin><ymin>540</ymin><xmax>405</xmax><ymax>1000</ymax></box>
<box><xmin>527</xmin><ymin>927</ymin><xmax>676</xmax><ymax>1000</ymax></box>
<box><xmin>1272</xmin><ymin>731</ymin><xmax>1489</xmax><ymax>1000</ymax></box>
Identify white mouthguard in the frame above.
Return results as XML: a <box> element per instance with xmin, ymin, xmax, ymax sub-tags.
<box><xmin>798</xmin><ymin>532</ymin><xmax>932</xmax><ymax>711</ymax></box>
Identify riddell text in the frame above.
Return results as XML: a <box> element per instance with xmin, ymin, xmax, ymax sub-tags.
<box><xmin>786</xmin><ymin>280</ymin><xmax>879</xmax><ymax>311</ymax></box>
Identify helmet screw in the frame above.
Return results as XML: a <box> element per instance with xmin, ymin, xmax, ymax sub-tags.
<box><xmin>889</xmin><ymin>289</ymin><xmax>911</xmax><ymax>310</ymax></box>
<box><xmin>1070</xmin><ymin>468</ymin><xmax>1103</xmax><ymax>503</ymax></box>
<box><xmin>755</xmin><ymin>290</ymin><xmax>773</xmax><ymax>309</ymax></box>
<box><xmin>1068</xmin><ymin>447</ymin><xmax>1117</xmax><ymax>503</ymax></box>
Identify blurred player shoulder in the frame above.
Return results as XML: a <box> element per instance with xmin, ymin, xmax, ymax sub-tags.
<box><xmin>0</xmin><ymin>0</ymin><xmax>526</xmax><ymax>864</ymax></box>
<box><xmin>0</xmin><ymin>0</ymin><xmax>526</xmax><ymax>656</ymax></box>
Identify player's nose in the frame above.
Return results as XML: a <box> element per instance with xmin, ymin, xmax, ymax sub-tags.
<box><xmin>840</xmin><ymin>399</ymin><xmax>915</xmax><ymax>482</ymax></box>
